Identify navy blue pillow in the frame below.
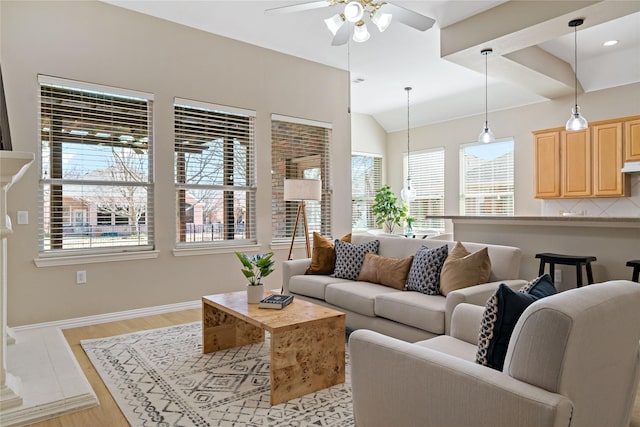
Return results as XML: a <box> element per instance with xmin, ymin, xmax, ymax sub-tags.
<box><xmin>476</xmin><ymin>274</ymin><xmax>557</xmax><ymax>370</ymax></box>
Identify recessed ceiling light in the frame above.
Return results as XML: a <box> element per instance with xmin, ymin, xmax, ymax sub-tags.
<box><xmin>603</xmin><ymin>40</ymin><xmax>619</xmax><ymax>47</ymax></box>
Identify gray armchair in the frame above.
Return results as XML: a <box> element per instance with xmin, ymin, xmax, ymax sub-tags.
<box><xmin>349</xmin><ymin>280</ymin><xmax>640</xmax><ymax>427</ymax></box>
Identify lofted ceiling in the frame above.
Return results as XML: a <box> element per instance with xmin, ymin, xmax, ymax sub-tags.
<box><xmin>102</xmin><ymin>0</ymin><xmax>640</xmax><ymax>132</ymax></box>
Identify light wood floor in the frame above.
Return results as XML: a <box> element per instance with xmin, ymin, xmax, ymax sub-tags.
<box><xmin>27</xmin><ymin>308</ymin><xmax>640</xmax><ymax>427</ymax></box>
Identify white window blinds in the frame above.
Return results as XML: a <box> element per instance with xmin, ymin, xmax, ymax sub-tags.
<box><xmin>174</xmin><ymin>98</ymin><xmax>256</xmax><ymax>246</ymax></box>
<box><xmin>352</xmin><ymin>154</ymin><xmax>382</xmax><ymax>231</ymax></box>
<box><xmin>406</xmin><ymin>148</ymin><xmax>445</xmax><ymax>231</ymax></box>
<box><xmin>460</xmin><ymin>139</ymin><xmax>514</xmax><ymax>215</ymax></box>
<box><xmin>271</xmin><ymin>115</ymin><xmax>332</xmax><ymax>242</ymax></box>
<box><xmin>38</xmin><ymin>76</ymin><xmax>154</xmax><ymax>254</ymax></box>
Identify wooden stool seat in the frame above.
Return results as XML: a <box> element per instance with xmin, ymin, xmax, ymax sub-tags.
<box><xmin>626</xmin><ymin>260</ymin><xmax>640</xmax><ymax>282</ymax></box>
<box><xmin>535</xmin><ymin>253</ymin><xmax>597</xmax><ymax>287</ymax></box>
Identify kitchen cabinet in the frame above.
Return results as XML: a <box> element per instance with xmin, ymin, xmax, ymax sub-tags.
<box><xmin>533</xmin><ymin>115</ymin><xmax>637</xmax><ymax>199</ymax></box>
<box><xmin>593</xmin><ymin>122</ymin><xmax>624</xmax><ymax>196</ymax></box>
<box><xmin>625</xmin><ymin>118</ymin><xmax>640</xmax><ymax>161</ymax></box>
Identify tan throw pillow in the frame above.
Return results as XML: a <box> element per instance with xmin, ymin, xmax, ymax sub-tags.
<box><xmin>305</xmin><ymin>232</ymin><xmax>352</xmax><ymax>275</ymax></box>
<box><xmin>439</xmin><ymin>241</ymin><xmax>491</xmax><ymax>296</ymax></box>
<box><xmin>357</xmin><ymin>253</ymin><xmax>414</xmax><ymax>291</ymax></box>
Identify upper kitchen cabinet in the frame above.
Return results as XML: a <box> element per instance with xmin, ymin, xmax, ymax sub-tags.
<box><xmin>533</xmin><ymin>131</ymin><xmax>561</xmax><ymax>198</ymax></box>
<box><xmin>593</xmin><ymin>122</ymin><xmax>624</xmax><ymax>196</ymax></box>
<box><xmin>625</xmin><ymin>118</ymin><xmax>640</xmax><ymax>162</ymax></box>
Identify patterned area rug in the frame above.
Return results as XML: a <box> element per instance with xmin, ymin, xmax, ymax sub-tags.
<box><xmin>81</xmin><ymin>322</ymin><xmax>353</xmax><ymax>427</ymax></box>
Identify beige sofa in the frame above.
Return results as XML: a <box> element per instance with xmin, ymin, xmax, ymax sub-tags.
<box><xmin>349</xmin><ymin>280</ymin><xmax>640</xmax><ymax>427</ymax></box>
<box><xmin>282</xmin><ymin>233</ymin><xmax>526</xmax><ymax>342</ymax></box>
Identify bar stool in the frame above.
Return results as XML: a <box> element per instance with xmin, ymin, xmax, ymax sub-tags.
<box><xmin>535</xmin><ymin>253</ymin><xmax>597</xmax><ymax>288</ymax></box>
<box><xmin>626</xmin><ymin>260</ymin><xmax>640</xmax><ymax>282</ymax></box>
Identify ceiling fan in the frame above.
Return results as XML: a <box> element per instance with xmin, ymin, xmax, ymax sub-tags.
<box><xmin>265</xmin><ymin>0</ymin><xmax>436</xmax><ymax>46</ymax></box>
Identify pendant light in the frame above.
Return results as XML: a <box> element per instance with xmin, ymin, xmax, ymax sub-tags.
<box><xmin>478</xmin><ymin>48</ymin><xmax>495</xmax><ymax>143</ymax></box>
<box><xmin>566</xmin><ymin>18</ymin><xmax>588</xmax><ymax>131</ymax></box>
<box><xmin>401</xmin><ymin>86</ymin><xmax>416</xmax><ymax>202</ymax></box>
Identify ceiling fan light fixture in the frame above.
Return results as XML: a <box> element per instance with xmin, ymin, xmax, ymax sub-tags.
<box><xmin>353</xmin><ymin>21</ymin><xmax>370</xmax><ymax>43</ymax></box>
<box><xmin>324</xmin><ymin>13</ymin><xmax>345</xmax><ymax>35</ymax></box>
<box><xmin>344</xmin><ymin>1</ymin><xmax>364</xmax><ymax>23</ymax></box>
<box><xmin>371</xmin><ymin>11</ymin><xmax>392</xmax><ymax>32</ymax></box>
<box><xmin>566</xmin><ymin>18</ymin><xmax>588</xmax><ymax>131</ymax></box>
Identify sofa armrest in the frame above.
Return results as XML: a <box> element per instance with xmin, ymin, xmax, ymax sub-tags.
<box><xmin>281</xmin><ymin>258</ymin><xmax>311</xmax><ymax>294</ymax></box>
<box><xmin>449</xmin><ymin>303</ymin><xmax>485</xmax><ymax>345</ymax></box>
<box><xmin>349</xmin><ymin>330</ymin><xmax>573</xmax><ymax>427</ymax></box>
<box><xmin>444</xmin><ymin>279</ymin><xmax>526</xmax><ymax>334</ymax></box>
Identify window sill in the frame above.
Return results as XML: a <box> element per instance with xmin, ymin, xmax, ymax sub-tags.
<box><xmin>172</xmin><ymin>243</ymin><xmax>261</xmax><ymax>257</ymax></box>
<box><xmin>34</xmin><ymin>250</ymin><xmax>160</xmax><ymax>267</ymax></box>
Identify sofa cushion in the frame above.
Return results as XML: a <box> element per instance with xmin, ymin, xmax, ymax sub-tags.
<box><xmin>374</xmin><ymin>291</ymin><xmax>446</xmax><ymax>335</ymax></box>
<box><xmin>439</xmin><ymin>242</ymin><xmax>491</xmax><ymax>296</ymax></box>
<box><xmin>333</xmin><ymin>239</ymin><xmax>380</xmax><ymax>281</ymax></box>
<box><xmin>325</xmin><ymin>282</ymin><xmax>397</xmax><ymax>317</ymax></box>
<box><xmin>357</xmin><ymin>253</ymin><xmax>413</xmax><ymax>290</ymax></box>
<box><xmin>306</xmin><ymin>232</ymin><xmax>351</xmax><ymax>275</ymax></box>
<box><xmin>406</xmin><ymin>245</ymin><xmax>449</xmax><ymax>295</ymax></box>
<box><xmin>476</xmin><ymin>274</ymin><xmax>557</xmax><ymax>370</ymax></box>
<box><xmin>414</xmin><ymin>335</ymin><xmax>478</xmax><ymax>362</ymax></box>
<box><xmin>289</xmin><ymin>274</ymin><xmax>348</xmax><ymax>300</ymax></box>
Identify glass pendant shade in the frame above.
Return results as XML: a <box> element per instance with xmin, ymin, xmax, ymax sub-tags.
<box><xmin>566</xmin><ymin>106</ymin><xmax>588</xmax><ymax>131</ymax></box>
<box><xmin>324</xmin><ymin>14</ymin><xmax>345</xmax><ymax>35</ymax></box>
<box><xmin>479</xmin><ymin>121</ymin><xmax>495</xmax><ymax>143</ymax></box>
<box><xmin>372</xmin><ymin>12</ymin><xmax>392</xmax><ymax>32</ymax></box>
<box><xmin>344</xmin><ymin>1</ymin><xmax>364</xmax><ymax>22</ymax></box>
<box><xmin>401</xmin><ymin>179</ymin><xmax>417</xmax><ymax>202</ymax></box>
<box><xmin>353</xmin><ymin>22</ymin><xmax>370</xmax><ymax>43</ymax></box>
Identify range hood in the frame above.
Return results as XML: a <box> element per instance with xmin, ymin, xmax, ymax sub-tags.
<box><xmin>621</xmin><ymin>161</ymin><xmax>640</xmax><ymax>173</ymax></box>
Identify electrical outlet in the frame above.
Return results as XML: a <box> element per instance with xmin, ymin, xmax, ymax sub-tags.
<box><xmin>76</xmin><ymin>270</ymin><xmax>87</xmax><ymax>284</ymax></box>
<box><xmin>554</xmin><ymin>270</ymin><xmax>562</xmax><ymax>284</ymax></box>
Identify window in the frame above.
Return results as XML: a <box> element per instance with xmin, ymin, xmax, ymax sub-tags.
<box><xmin>271</xmin><ymin>115</ymin><xmax>332</xmax><ymax>242</ymax></box>
<box><xmin>351</xmin><ymin>154</ymin><xmax>382</xmax><ymax>231</ymax></box>
<box><xmin>405</xmin><ymin>148</ymin><xmax>445</xmax><ymax>231</ymax></box>
<box><xmin>39</xmin><ymin>76</ymin><xmax>153</xmax><ymax>254</ymax></box>
<box><xmin>174</xmin><ymin>98</ymin><xmax>256</xmax><ymax>246</ymax></box>
<box><xmin>460</xmin><ymin>139</ymin><xmax>514</xmax><ymax>215</ymax></box>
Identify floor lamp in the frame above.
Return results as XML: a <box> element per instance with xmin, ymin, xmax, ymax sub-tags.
<box><xmin>284</xmin><ymin>178</ymin><xmax>322</xmax><ymax>260</ymax></box>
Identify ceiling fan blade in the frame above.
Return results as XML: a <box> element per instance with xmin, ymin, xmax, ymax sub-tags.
<box><xmin>265</xmin><ymin>1</ymin><xmax>332</xmax><ymax>15</ymax></box>
<box><xmin>382</xmin><ymin>3</ymin><xmax>436</xmax><ymax>31</ymax></box>
<box><xmin>331</xmin><ymin>24</ymin><xmax>349</xmax><ymax>46</ymax></box>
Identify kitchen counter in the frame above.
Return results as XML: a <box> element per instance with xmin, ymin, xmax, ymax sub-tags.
<box><xmin>431</xmin><ymin>216</ymin><xmax>640</xmax><ymax>228</ymax></box>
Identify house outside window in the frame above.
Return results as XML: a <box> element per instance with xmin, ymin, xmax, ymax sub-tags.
<box><xmin>460</xmin><ymin>138</ymin><xmax>514</xmax><ymax>215</ymax></box>
<box><xmin>271</xmin><ymin>115</ymin><xmax>332</xmax><ymax>242</ymax></box>
<box><xmin>39</xmin><ymin>76</ymin><xmax>154</xmax><ymax>253</ymax></box>
<box><xmin>352</xmin><ymin>153</ymin><xmax>382</xmax><ymax>231</ymax></box>
<box><xmin>174</xmin><ymin>99</ymin><xmax>256</xmax><ymax>246</ymax></box>
<box><xmin>405</xmin><ymin>148</ymin><xmax>445</xmax><ymax>232</ymax></box>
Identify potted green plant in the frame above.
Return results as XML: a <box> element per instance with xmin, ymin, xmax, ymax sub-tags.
<box><xmin>235</xmin><ymin>251</ymin><xmax>275</xmax><ymax>303</ymax></box>
<box><xmin>371</xmin><ymin>185</ymin><xmax>408</xmax><ymax>234</ymax></box>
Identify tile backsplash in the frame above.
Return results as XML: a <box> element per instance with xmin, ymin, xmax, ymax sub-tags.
<box><xmin>542</xmin><ymin>174</ymin><xmax>640</xmax><ymax>217</ymax></box>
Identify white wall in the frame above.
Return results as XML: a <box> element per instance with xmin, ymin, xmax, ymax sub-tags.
<box><xmin>351</xmin><ymin>112</ymin><xmax>387</xmax><ymax>181</ymax></box>
<box><xmin>385</xmin><ymin>83</ymin><xmax>640</xmax><ymax>215</ymax></box>
<box><xmin>1</xmin><ymin>1</ymin><xmax>351</xmax><ymax>325</ymax></box>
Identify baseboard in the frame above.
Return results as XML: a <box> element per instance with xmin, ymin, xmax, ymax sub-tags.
<box><xmin>11</xmin><ymin>300</ymin><xmax>201</xmax><ymax>332</ymax></box>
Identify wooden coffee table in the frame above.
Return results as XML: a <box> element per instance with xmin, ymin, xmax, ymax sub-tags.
<box><xmin>201</xmin><ymin>291</ymin><xmax>346</xmax><ymax>405</ymax></box>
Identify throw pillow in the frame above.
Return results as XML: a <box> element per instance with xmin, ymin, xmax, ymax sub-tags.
<box><xmin>305</xmin><ymin>232</ymin><xmax>352</xmax><ymax>275</ymax></box>
<box><xmin>333</xmin><ymin>239</ymin><xmax>380</xmax><ymax>281</ymax></box>
<box><xmin>476</xmin><ymin>274</ymin><xmax>557</xmax><ymax>370</ymax></box>
<box><xmin>357</xmin><ymin>253</ymin><xmax>414</xmax><ymax>290</ymax></box>
<box><xmin>439</xmin><ymin>242</ymin><xmax>491</xmax><ymax>296</ymax></box>
<box><xmin>406</xmin><ymin>245</ymin><xmax>449</xmax><ymax>295</ymax></box>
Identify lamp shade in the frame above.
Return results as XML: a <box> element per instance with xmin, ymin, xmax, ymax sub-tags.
<box><xmin>284</xmin><ymin>179</ymin><xmax>322</xmax><ymax>201</ymax></box>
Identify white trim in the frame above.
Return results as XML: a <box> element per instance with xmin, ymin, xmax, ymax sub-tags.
<box><xmin>174</xmin><ymin>97</ymin><xmax>256</xmax><ymax>117</ymax></box>
<box><xmin>271</xmin><ymin>114</ymin><xmax>332</xmax><ymax>129</ymax></box>
<box><xmin>12</xmin><ymin>299</ymin><xmax>201</xmax><ymax>332</ymax></box>
<box><xmin>38</xmin><ymin>74</ymin><xmax>154</xmax><ymax>101</ymax></box>
<box><xmin>34</xmin><ymin>250</ymin><xmax>160</xmax><ymax>267</ymax></box>
<box><xmin>172</xmin><ymin>243</ymin><xmax>261</xmax><ymax>257</ymax></box>
<box><xmin>352</xmin><ymin>151</ymin><xmax>383</xmax><ymax>158</ymax></box>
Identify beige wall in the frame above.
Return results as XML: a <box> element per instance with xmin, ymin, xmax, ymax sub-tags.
<box><xmin>351</xmin><ymin>112</ymin><xmax>387</xmax><ymax>181</ymax></box>
<box><xmin>1</xmin><ymin>1</ymin><xmax>351</xmax><ymax>326</ymax></box>
<box><xmin>386</xmin><ymin>82</ymin><xmax>640</xmax><ymax>215</ymax></box>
